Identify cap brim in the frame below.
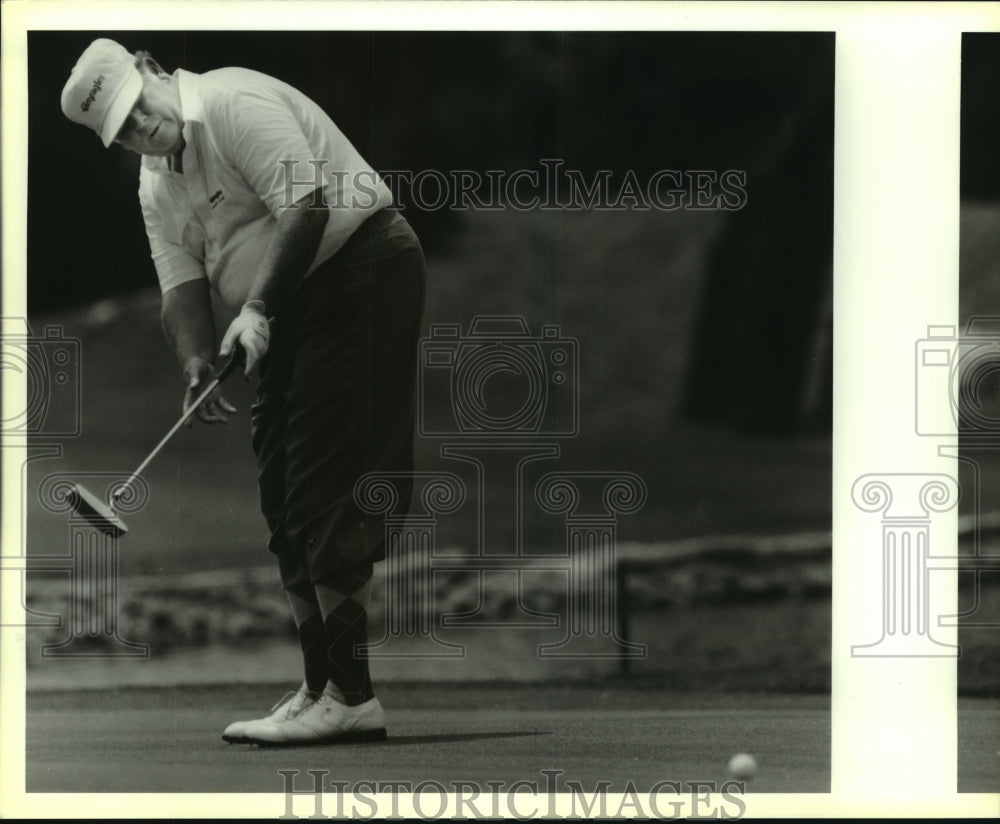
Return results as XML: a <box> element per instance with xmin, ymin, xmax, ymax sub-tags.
<box><xmin>99</xmin><ymin>67</ymin><xmax>143</xmax><ymax>147</ymax></box>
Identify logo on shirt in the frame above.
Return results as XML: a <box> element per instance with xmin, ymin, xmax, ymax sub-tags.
<box><xmin>209</xmin><ymin>189</ymin><xmax>226</xmax><ymax>208</ymax></box>
<box><xmin>80</xmin><ymin>75</ymin><xmax>106</xmax><ymax>112</ymax></box>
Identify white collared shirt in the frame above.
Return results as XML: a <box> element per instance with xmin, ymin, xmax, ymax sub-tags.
<box><xmin>138</xmin><ymin>67</ymin><xmax>393</xmax><ymax>310</ymax></box>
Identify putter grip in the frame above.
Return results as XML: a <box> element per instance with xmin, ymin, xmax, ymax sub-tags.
<box><xmin>216</xmin><ymin>347</ymin><xmax>247</xmax><ymax>382</ymax></box>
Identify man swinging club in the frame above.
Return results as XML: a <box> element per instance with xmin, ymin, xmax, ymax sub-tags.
<box><xmin>61</xmin><ymin>38</ymin><xmax>426</xmax><ymax>746</ymax></box>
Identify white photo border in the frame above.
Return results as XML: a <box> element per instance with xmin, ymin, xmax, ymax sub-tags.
<box><xmin>3</xmin><ymin>1</ymin><xmax>999</xmax><ymax>818</ymax></box>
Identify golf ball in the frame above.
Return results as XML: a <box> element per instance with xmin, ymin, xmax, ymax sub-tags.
<box><xmin>728</xmin><ymin>752</ymin><xmax>758</xmax><ymax>780</ymax></box>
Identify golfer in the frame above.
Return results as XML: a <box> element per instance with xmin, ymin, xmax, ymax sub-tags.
<box><xmin>61</xmin><ymin>39</ymin><xmax>426</xmax><ymax>745</ymax></box>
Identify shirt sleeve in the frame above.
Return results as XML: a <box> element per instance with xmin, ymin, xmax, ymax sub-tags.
<box><xmin>138</xmin><ymin>177</ymin><xmax>207</xmax><ymax>295</ymax></box>
<box><xmin>214</xmin><ymin>88</ymin><xmax>326</xmax><ymax>219</ymax></box>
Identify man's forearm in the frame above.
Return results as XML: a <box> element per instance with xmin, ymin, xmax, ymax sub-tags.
<box><xmin>162</xmin><ymin>276</ymin><xmax>238</xmax><ymax>425</ymax></box>
<box><xmin>246</xmin><ymin>191</ymin><xmax>330</xmax><ymax>315</ymax></box>
<box><xmin>161</xmin><ymin>278</ymin><xmax>217</xmax><ymax>371</ymax></box>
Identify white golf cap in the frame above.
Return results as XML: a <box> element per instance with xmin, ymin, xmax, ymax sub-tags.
<box><xmin>60</xmin><ymin>38</ymin><xmax>143</xmax><ymax>147</ymax></box>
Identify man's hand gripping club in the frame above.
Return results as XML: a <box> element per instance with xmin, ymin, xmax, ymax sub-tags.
<box><xmin>182</xmin><ymin>300</ymin><xmax>268</xmax><ymax>427</ymax></box>
<box><xmin>182</xmin><ymin>350</ymin><xmax>241</xmax><ymax>427</ymax></box>
<box><xmin>221</xmin><ymin>299</ymin><xmax>270</xmax><ymax>376</ymax></box>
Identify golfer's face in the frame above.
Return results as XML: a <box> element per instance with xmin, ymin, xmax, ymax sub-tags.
<box><xmin>114</xmin><ymin>70</ymin><xmax>183</xmax><ymax>157</ymax></box>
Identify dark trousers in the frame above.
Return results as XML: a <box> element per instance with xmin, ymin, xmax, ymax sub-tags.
<box><xmin>251</xmin><ymin>209</ymin><xmax>426</xmax><ymax>598</ymax></box>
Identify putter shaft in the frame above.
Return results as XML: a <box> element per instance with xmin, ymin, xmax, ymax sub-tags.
<box><xmin>112</xmin><ymin>350</ymin><xmax>244</xmax><ymax>504</ymax></box>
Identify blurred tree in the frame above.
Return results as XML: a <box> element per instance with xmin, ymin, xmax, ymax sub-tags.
<box><xmin>679</xmin><ymin>40</ymin><xmax>835</xmax><ymax>435</ymax></box>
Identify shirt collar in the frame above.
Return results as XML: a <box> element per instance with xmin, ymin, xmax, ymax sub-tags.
<box><xmin>174</xmin><ymin>68</ymin><xmax>204</xmax><ymax>126</ymax></box>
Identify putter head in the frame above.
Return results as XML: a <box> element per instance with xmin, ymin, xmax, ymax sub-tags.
<box><xmin>68</xmin><ymin>484</ymin><xmax>128</xmax><ymax>538</ymax></box>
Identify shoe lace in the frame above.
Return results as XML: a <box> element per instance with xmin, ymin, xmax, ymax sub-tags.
<box><xmin>269</xmin><ymin>690</ymin><xmax>298</xmax><ymax>713</ymax></box>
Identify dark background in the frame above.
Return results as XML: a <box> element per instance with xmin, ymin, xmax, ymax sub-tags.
<box><xmin>962</xmin><ymin>33</ymin><xmax>1000</xmax><ymax>200</ymax></box>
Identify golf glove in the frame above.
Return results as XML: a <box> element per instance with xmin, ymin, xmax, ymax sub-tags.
<box><xmin>221</xmin><ymin>300</ymin><xmax>270</xmax><ymax>376</ymax></box>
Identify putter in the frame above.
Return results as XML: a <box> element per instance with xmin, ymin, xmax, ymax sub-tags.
<box><xmin>68</xmin><ymin>349</ymin><xmax>245</xmax><ymax>536</ymax></box>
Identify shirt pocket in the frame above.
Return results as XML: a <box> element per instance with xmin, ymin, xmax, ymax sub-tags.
<box><xmin>157</xmin><ymin>207</ymin><xmax>206</xmax><ymax>264</ymax></box>
<box><xmin>156</xmin><ymin>205</ymin><xmax>185</xmax><ymax>245</ymax></box>
<box><xmin>181</xmin><ymin>221</ymin><xmax>207</xmax><ymax>262</ymax></box>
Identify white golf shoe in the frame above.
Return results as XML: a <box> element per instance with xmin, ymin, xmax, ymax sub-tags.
<box><xmin>243</xmin><ymin>684</ymin><xmax>387</xmax><ymax>747</ymax></box>
<box><xmin>222</xmin><ymin>682</ymin><xmax>314</xmax><ymax>743</ymax></box>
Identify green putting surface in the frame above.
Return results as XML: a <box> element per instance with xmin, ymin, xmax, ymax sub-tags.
<box><xmin>20</xmin><ymin>683</ymin><xmax>1000</xmax><ymax>796</ymax></box>
<box><xmin>25</xmin><ymin>683</ymin><xmax>832</xmax><ymax>794</ymax></box>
